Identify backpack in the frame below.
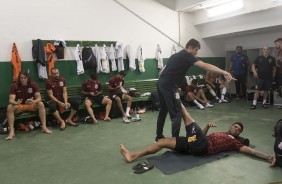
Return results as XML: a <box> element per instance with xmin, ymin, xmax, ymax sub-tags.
<box><xmin>82</xmin><ymin>47</ymin><xmax>97</xmax><ymax>69</ymax></box>
<box><xmin>274</xmin><ymin>119</ymin><xmax>282</xmax><ymax>167</ymax></box>
<box><xmin>32</xmin><ymin>39</ymin><xmax>46</xmax><ymax>66</ymax></box>
<box><xmin>151</xmin><ymin>92</ymin><xmax>160</xmax><ymax>111</ymax></box>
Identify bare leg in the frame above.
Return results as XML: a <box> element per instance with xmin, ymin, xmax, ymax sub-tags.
<box><xmin>122</xmin><ymin>94</ymin><xmax>132</xmax><ymax>112</ymax></box>
<box><xmin>115</xmin><ymin>97</ymin><xmax>126</xmax><ymax>116</ymax></box>
<box><xmin>263</xmin><ymin>90</ymin><xmax>268</xmax><ymax>102</ymax></box>
<box><xmin>36</xmin><ymin>102</ymin><xmax>52</xmax><ymax>134</ymax></box>
<box><xmin>85</xmin><ymin>99</ymin><xmax>98</xmax><ymax>124</ymax></box>
<box><xmin>5</xmin><ymin>105</ymin><xmax>17</xmax><ymax>140</ymax></box>
<box><xmin>66</xmin><ymin>109</ymin><xmax>78</xmax><ymax>126</ymax></box>
<box><xmin>102</xmin><ymin>97</ymin><xmax>112</xmax><ymax>121</ymax></box>
<box><xmin>181</xmin><ymin>104</ymin><xmax>195</xmax><ymax>126</ymax></box>
<box><xmin>120</xmin><ymin>137</ymin><xmax>176</xmax><ymax>163</ymax></box>
<box><xmin>52</xmin><ymin>111</ymin><xmax>66</xmax><ymax>129</ymax></box>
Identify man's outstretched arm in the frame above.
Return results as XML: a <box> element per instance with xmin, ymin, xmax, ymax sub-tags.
<box><xmin>239</xmin><ymin>146</ymin><xmax>276</xmax><ymax>166</ymax></box>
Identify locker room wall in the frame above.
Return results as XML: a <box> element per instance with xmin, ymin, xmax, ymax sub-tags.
<box><xmin>0</xmin><ymin>57</ymin><xmax>225</xmax><ymax>108</ymax></box>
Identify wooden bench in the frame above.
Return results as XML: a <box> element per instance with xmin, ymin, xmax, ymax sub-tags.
<box><xmin>15</xmin><ymin>79</ymin><xmax>158</xmax><ymax>120</ymax></box>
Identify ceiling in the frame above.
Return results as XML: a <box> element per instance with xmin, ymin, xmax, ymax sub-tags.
<box><xmin>155</xmin><ymin>0</ymin><xmax>282</xmax><ymax>39</ymax></box>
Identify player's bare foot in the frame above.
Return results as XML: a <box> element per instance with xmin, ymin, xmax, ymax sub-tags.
<box><xmin>93</xmin><ymin>118</ymin><xmax>98</xmax><ymax>125</ymax></box>
<box><xmin>66</xmin><ymin>119</ymin><xmax>78</xmax><ymax>127</ymax></box>
<box><xmin>42</xmin><ymin>127</ymin><xmax>52</xmax><ymax>134</ymax></box>
<box><xmin>5</xmin><ymin>134</ymin><xmax>15</xmax><ymax>140</ymax></box>
<box><xmin>104</xmin><ymin>117</ymin><xmax>111</xmax><ymax>122</ymax></box>
<box><xmin>60</xmin><ymin>121</ymin><xmax>66</xmax><ymax>130</ymax></box>
<box><xmin>120</xmin><ymin>144</ymin><xmax>133</xmax><ymax>163</ymax></box>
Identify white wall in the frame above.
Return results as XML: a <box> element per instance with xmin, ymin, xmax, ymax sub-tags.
<box><xmin>0</xmin><ymin>0</ymin><xmax>184</xmax><ymax>61</ymax></box>
<box><xmin>224</xmin><ymin>31</ymin><xmax>282</xmax><ymax>51</ymax></box>
<box><xmin>180</xmin><ymin>13</ymin><xmax>225</xmax><ymax>57</ymax></box>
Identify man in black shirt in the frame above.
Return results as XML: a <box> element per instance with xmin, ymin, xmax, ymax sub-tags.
<box><xmin>250</xmin><ymin>46</ymin><xmax>276</xmax><ymax>109</ymax></box>
<box><xmin>155</xmin><ymin>39</ymin><xmax>234</xmax><ymax>141</ymax></box>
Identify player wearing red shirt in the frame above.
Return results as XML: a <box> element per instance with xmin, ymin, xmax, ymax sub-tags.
<box><xmin>120</xmin><ymin>113</ymin><xmax>276</xmax><ymax>166</ymax></box>
<box><xmin>82</xmin><ymin>73</ymin><xmax>112</xmax><ymax>124</ymax></box>
<box><xmin>108</xmin><ymin>71</ymin><xmax>132</xmax><ymax>123</ymax></box>
<box><xmin>46</xmin><ymin>68</ymin><xmax>80</xmax><ymax>130</ymax></box>
<box><xmin>5</xmin><ymin>72</ymin><xmax>52</xmax><ymax>140</ymax></box>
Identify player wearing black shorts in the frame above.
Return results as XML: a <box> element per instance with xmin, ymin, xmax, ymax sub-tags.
<box><xmin>82</xmin><ymin>73</ymin><xmax>112</xmax><ymax>124</ymax></box>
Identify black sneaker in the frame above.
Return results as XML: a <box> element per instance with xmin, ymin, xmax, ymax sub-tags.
<box><xmin>262</xmin><ymin>103</ymin><xmax>269</xmax><ymax>108</ymax></box>
<box><xmin>250</xmin><ymin>104</ymin><xmax>256</xmax><ymax>110</ymax></box>
<box><xmin>155</xmin><ymin>135</ymin><xmax>165</xmax><ymax>142</ymax></box>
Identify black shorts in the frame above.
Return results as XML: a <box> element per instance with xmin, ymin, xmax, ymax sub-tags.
<box><xmin>255</xmin><ymin>79</ymin><xmax>272</xmax><ymax>91</ymax></box>
<box><xmin>85</xmin><ymin>95</ymin><xmax>104</xmax><ymax>105</ymax></box>
<box><xmin>110</xmin><ymin>92</ymin><xmax>124</xmax><ymax>100</ymax></box>
<box><xmin>175</xmin><ymin>122</ymin><xmax>208</xmax><ymax>155</ymax></box>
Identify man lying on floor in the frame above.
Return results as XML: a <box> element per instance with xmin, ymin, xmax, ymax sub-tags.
<box><xmin>120</xmin><ymin>105</ymin><xmax>276</xmax><ymax>166</ymax></box>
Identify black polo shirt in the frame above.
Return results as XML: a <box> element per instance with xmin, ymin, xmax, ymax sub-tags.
<box><xmin>160</xmin><ymin>50</ymin><xmax>199</xmax><ymax>88</ymax></box>
<box><xmin>254</xmin><ymin>55</ymin><xmax>276</xmax><ymax>80</ymax></box>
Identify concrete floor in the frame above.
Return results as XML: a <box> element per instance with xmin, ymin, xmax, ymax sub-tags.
<box><xmin>0</xmin><ymin>99</ymin><xmax>282</xmax><ymax>184</ymax></box>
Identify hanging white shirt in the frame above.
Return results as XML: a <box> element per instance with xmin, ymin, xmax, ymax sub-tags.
<box><xmin>109</xmin><ymin>44</ymin><xmax>117</xmax><ymax>71</ymax></box>
<box><xmin>94</xmin><ymin>44</ymin><xmax>102</xmax><ymax>73</ymax></box>
<box><xmin>126</xmin><ymin>45</ymin><xmax>136</xmax><ymax>71</ymax></box>
<box><xmin>115</xmin><ymin>42</ymin><xmax>124</xmax><ymax>72</ymax></box>
<box><xmin>37</xmin><ymin>63</ymin><xmax>48</xmax><ymax>79</ymax></box>
<box><xmin>156</xmin><ymin>44</ymin><xmax>163</xmax><ymax>69</ymax></box>
<box><xmin>171</xmin><ymin>45</ymin><xmax>177</xmax><ymax>56</ymax></box>
<box><xmin>137</xmin><ymin>45</ymin><xmax>145</xmax><ymax>73</ymax></box>
<box><xmin>100</xmin><ymin>44</ymin><xmax>110</xmax><ymax>73</ymax></box>
<box><xmin>75</xmin><ymin>44</ymin><xmax>85</xmax><ymax>75</ymax></box>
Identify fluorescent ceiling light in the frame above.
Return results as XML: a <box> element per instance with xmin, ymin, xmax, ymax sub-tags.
<box><xmin>207</xmin><ymin>0</ymin><xmax>244</xmax><ymax>17</ymax></box>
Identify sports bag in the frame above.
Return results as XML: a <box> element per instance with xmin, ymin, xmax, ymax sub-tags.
<box><xmin>82</xmin><ymin>47</ymin><xmax>97</xmax><ymax>69</ymax></box>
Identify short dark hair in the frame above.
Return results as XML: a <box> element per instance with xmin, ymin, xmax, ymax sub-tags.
<box><xmin>118</xmin><ymin>70</ymin><xmax>126</xmax><ymax>77</ymax></box>
<box><xmin>186</xmin><ymin>39</ymin><xmax>201</xmax><ymax>49</ymax></box>
<box><xmin>236</xmin><ymin>46</ymin><xmax>243</xmax><ymax>50</ymax></box>
<box><xmin>90</xmin><ymin>72</ymin><xmax>98</xmax><ymax>80</ymax></box>
<box><xmin>233</xmin><ymin>122</ymin><xmax>244</xmax><ymax>132</ymax></box>
<box><xmin>191</xmin><ymin>79</ymin><xmax>198</xmax><ymax>85</ymax></box>
<box><xmin>274</xmin><ymin>38</ymin><xmax>282</xmax><ymax>43</ymax></box>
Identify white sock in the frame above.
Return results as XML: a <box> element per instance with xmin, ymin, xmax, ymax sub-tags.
<box><xmin>253</xmin><ymin>100</ymin><xmax>257</xmax><ymax>105</ymax></box>
<box><xmin>263</xmin><ymin>99</ymin><xmax>267</xmax><ymax>104</ymax></box>
<box><xmin>193</xmin><ymin>100</ymin><xmax>202</xmax><ymax>107</ymax></box>
<box><xmin>209</xmin><ymin>89</ymin><xmax>217</xmax><ymax>98</ymax></box>
<box><xmin>126</xmin><ymin>107</ymin><xmax>130</xmax><ymax>116</ymax></box>
<box><xmin>221</xmin><ymin>87</ymin><xmax>226</xmax><ymax>100</ymax></box>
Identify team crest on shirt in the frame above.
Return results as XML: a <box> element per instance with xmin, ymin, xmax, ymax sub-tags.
<box><xmin>95</xmin><ymin>84</ymin><xmax>98</xmax><ymax>89</ymax></box>
<box><xmin>28</xmin><ymin>88</ymin><xmax>33</xmax><ymax>93</ymax></box>
<box><xmin>59</xmin><ymin>81</ymin><xmax>64</xmax><ymax>87</ymax></box>
<box><xmin>269</xmin><ymin>59</ymin><xmax>272</xmax><ymax>63</ymax></box>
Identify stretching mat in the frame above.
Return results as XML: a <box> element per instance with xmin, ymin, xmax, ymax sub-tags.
<box><xmin>147</xmin><ymin>150</ymin><xmax>236</xmax><ymax>175</ymax></box>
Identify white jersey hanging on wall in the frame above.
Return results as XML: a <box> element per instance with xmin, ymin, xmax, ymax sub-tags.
<box><xmin>94</xmin><ymin>44</ymin><xmax>102</xmax><ymax>73</ymax></box>
<box><xmin>75</xmin><ymin>44</ymin><xmax>85</xmax><ymax>75</ymax></box>
<box><xmin>171</xmin><ymin>44</ymin><xmax>177</xmax><ymax>56</ymax></box>
<box><xmin>115</xmin><ymin>42</ymin><xmax>124</xmax><ymax>72</ymax></box>
<box><xmin>137</xmin><ymin>45</ymin><xmax>145</xmax><ymax>72</ymax></box>
<box><xmin>156</xmin><ymin>44</ymin><xmax>163</xmax><ymax>69</ymax></box>
<box><xmin>126</xmin><ymin>44</ymin><xmax>136</xmax><ymax>71</ymax></box>
<box><xmin>100</xmin><ymin>44</ymin><xmax>110</xmax><ymax>73</ymax></box>
<box><xmin>109</xmin><ymin>44</ymin><xmax>117</xmax><ymax>71</ymax></box>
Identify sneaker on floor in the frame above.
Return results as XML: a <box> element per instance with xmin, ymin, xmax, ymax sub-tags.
<box><xmin>205</xmin><ymin>103</ymin><xmax>213</xmax><ymax>108</ymax></box>
<box><xmin>217</xmin><ymin>99</ymin><xmax>222</xmax><ymax>103</ymax></box>
<box><xmin>236</xmin><ymin>95</ymin><xmax>240</xmax><ymax>99</ymax></box>
<box><xmin>262</xmin><ymin>103</ymin><xmax>269</xmax><ymax>108</ymax></box>
<box><xmin>250</xmin><ymin>104</ymin><xmax>256</xmax><ymax>110</ymax></box>
<box><xmin>123</xmin><ymin>116</ymin><xmax>130</xmax><ymax>123</ymax></box>
<box><xmin>197</xmin><ymin>105</ymin><xmax>205</xmax><ymax>110</ymax></box>
<box><xmin>221</xmin><ymin>99</ymin><xmax>229</xmax><ymax>103</ymax></box>
<box><xmin>155</xmin><ymin>135</ymin><xmax>165</xmax><ymax>142</ymax></box>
